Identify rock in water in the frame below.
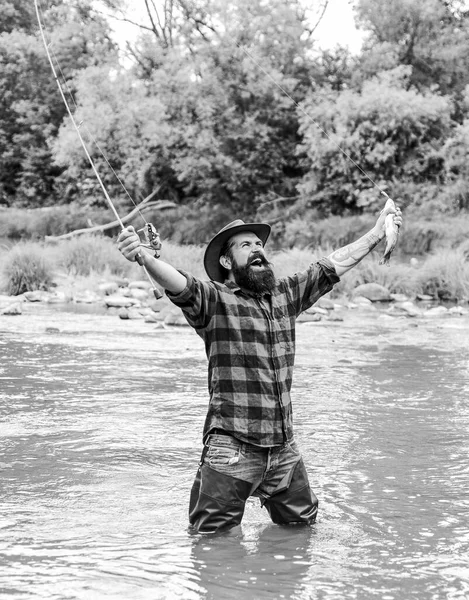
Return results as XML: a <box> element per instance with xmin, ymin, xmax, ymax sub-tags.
<box><xmin>0</xmin><ymin>303</ymin><xmax>22</xmax><ymax>315</ymax></box>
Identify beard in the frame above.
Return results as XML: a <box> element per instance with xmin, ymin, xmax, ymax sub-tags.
<box><xmin>231</xmin><ymin>253</ymin><xmax>276</xmax><ymax>295</ymax></box>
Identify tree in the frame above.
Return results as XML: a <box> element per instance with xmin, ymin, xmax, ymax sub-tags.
<box><xmin>298</xmin><ymin>67</ymin><xmax>452</xmax><ymax>215</ymax></box>
<box><xmin>52</xmin><ymin>64</ymin><xmax>174</xmax><ymax>210</ymax></box>
<box><xmin>355</xmin><ymin>0</ymin><xmax>469</xmax><ymax>97</ymax></box>
<box><xmin>132</xmin><ymin>0</ymin><xmax>323</xmax><ymax>216</ymax></box>
<box><xmin>54</xmin><ymin>0</ymin><xmax>329</xmax><ymax>218</ymax></box>
<box><xmin>0</xmin><ymin>1</ymin><xmax>36</xmax><ymax>33</ymax></box>
<box><xmin>0</xmin><ymin>0</ymin><xmax>118</xmax><ymax>206</ymax></box>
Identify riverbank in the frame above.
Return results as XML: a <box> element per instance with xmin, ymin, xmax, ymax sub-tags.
<box><xmin>1</xmin><ymin>274</ymin><xmax>467</xmax><ymax>325</ymax></box>
<box><xmin>2</xmin><ymin>234</ymin><xmax>469</xmax><ymax>307</ymax></box>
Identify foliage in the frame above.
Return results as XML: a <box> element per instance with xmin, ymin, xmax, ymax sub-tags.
<box><xmin>441</xmin><ymin>115</ymin><xmax>469</xmax><ymax>210</ymax></box>
<box><xmin>0</xmin><ymin>1</ymin><xmax>36</xmax><ymax>34</ymax></box>
<box><xmin>52</xmin><ymin>64</ymin><xmax>172</xmax><ymax>206</ymax></box>
<box><xmin>0</xmin><ymin>205</ymin><xmax>110</xmax><ymax>239</ymax></box>
<box><xmin>272</xmin><ymin>246</ymin><xmax>324</xmax><ymax>278</ymax></box>
<box><xmin>281</xmin><ymin>212</ymin><xmax>375</xmax><ymax>249</ymax></box>
<box><xmin>58</xmin><ymin>234</ymin><xmax>131</xmax><ymax>276</ymax></box>
<box><xmin>0</xmin><ymin>30</ymin><xmax>61</xmax><ymax>205</ymax></box>
<box><xmin>355</xmin><ymin>0</ymin><xmax>469</xmax><ymax>96</ymax></box>
<box><xmin>0</xmin><ymin>0</ymin><xmax>118</xmax><ymax>207</ymax></box>
<box><xmin>297</xmin><ymin>67</ymin><xmax>452</xmax><ymax>214</ymax></box>
<box><xmin>159</xmin><ymin>240</ymin><xmax>206</xmax><ymax>279</ymax></box>
<box><xmin>332</xmin><ymin>253</ymin><xmax>420</xmax><ymax>298</ymax></box>
<box><xmin>52</xmin><ymin>0</ymin><xmax>319</xmax><ymax>215</ymax></box>
<box><xmin>3</xmin><ymin>0</ymin><xmax>469</xmax><ymax>233</ymax></box>
<box><xmin>415</xmin><ymin>246</ymin><xmax>469</xmax><ymax>301</ymax></box>
<box><xmin>153</xmin><ymin>203</ymin><xmax>236</xmax><ymax>245</ymax></box>
<box><xmin>272</xmin><ymin>242</ymin><xmax>469</xmax><ymax>302</ymax></box>
<box><xmin>2</xmin><ymin>242</ymin><xmax>54</xmax><ymax>294</ymax></box>
<box><xmin>2</xmin><ymin>233</ymin><xmax>469</xmax><ymax>304</ymax></box>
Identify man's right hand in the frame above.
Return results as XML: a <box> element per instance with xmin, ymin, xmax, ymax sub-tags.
<box><xmin>117</xmin><ymin>226</ymin><xmax>142</xmax><ymax>262</ymax></box>
<box><xmin>117</xmin><ymin>226</ymin><xmax>187</xmax><ymax>294</ymax></box>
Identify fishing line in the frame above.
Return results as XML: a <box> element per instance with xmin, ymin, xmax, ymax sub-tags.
<box><xmin>235</xmin><ymin>42</ymin><xmax>389</xmax><ymax>198</ymax></box>
<box><xmin>34</xmin><ymin>0</ymin><xmax>163</xmax><ymax>298</ymax></box>
<box><xmin>45</xmin><ymin>21</ymin><xmax>149</xmax><ymax>225</ymax></box>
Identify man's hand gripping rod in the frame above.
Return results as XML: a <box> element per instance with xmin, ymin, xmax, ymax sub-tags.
<box><xmin>134</xmin><ymin>224</ymin><xmax>163</xmax><ymax>299</ymax></box>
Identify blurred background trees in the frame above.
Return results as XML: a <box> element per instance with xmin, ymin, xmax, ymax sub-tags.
<box><xmin>2</xmin><ymin>0</ymin><xmax>469</xmax><ymax>242</ymax></box>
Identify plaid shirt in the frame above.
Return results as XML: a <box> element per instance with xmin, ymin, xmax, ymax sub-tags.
<box><xmin>167</xmin><ymin>258</ymin><xmax>339</xmax><ymax>447</ymax></box>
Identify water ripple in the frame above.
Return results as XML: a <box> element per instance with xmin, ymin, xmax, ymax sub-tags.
<box><xmin>1</xmin><ymin>310</ymin><xmax>468</xmax><ymax>598</ymax></box>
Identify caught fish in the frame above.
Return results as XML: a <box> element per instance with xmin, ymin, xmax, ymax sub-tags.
<box><xmin>379</xmin><ymin>198</ymin><xmax>400</xmax><ymax>266</ymax></box>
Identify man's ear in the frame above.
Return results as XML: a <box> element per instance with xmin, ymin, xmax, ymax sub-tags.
<box><xmin>219</xmin><ymin>255</ymin><xmax>231</xmax><ymax>270</ymax></box>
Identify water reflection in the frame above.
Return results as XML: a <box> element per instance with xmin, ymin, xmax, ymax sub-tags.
<box><xmin>190</xmin><ymin>524</ymin><xmax>319</xmax><ymax>599</ymax></box>
<box><xmin>1</xmin><ymin>309</ymin><xmax>469</xmax><ymax>598</ymax></box>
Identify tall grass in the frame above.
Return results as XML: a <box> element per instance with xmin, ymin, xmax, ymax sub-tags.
<box><xmin>272</xmin><ymin>247</ymin><xmax>324</xmax><ymax>277</ymax></box>
<box><xmin>415</xmin><ymin>248</ymin><xmax>469</xmax><ymax>301</ymax></box>
<box><xmin>331</xmin><ymin>254</ymin><xmax>422</xmax><ymax>298</ymax></box>
<box><xmin>1</xmin><ymin>243</ymin><xmax>54</xmax><ymax>295</ymax></box>
<box><xmin>0</xmin><ymin>206</ymin><xmax>109</xmax><ymax>240</ymax></box>
<box><xmin>159</xmin><ymin>241</ymin><xmax>206</xmax><ymax>279</ymax></box>
<box><xmin>271</xmin><ymin>244</ymin><xmax>469</xmax><ymax>301</ymax></box>
<box><xmin>279</xmin><ymin>212</ymin><xmax>469</xmax><ymax>258</ymax></box>
<box><xmin>58</xmin><ymin>235</ymin><xmax>132</xmax><ymax>277</ymax></box>
<box><xmin>1</xmin><ymin>233</ymin><xmax>469</xmax><ymax>302</ymax></box>
<box><xmin>282</xmin><ymin>215</ymin><xmax>374</xmax><ymax>250</ymax></box>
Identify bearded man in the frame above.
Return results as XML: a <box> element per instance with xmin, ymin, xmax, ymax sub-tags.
<box><xmin>117</xmin><ymin>206</ymin><xmax>402</xmax><ymax>534</ymax></box>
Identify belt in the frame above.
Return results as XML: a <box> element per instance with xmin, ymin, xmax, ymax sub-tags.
<box><xmin>211</xmin><ymin>428</ymin><xmax>232</xmax><ymax>437</ymax></box>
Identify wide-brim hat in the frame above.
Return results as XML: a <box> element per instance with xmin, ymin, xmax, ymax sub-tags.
<box><xmin>204</xmin><ymin>219</ymin><xmax>271</xmax><ymax>282</ymax></box>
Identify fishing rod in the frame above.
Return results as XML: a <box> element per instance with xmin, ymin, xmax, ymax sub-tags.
<box><xmin>34</xmin><ymin>0</ymin><xmax>163</xmax><ymax>300</ymax></box>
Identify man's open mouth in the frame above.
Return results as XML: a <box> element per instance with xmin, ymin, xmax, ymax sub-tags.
<box><xmin>249</xmin><ymin>257</ymin><xmax>265</xmax><ymax>267</ymax></box>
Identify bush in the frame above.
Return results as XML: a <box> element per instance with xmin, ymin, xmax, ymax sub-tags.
<box><xmin>2</xmin><ymin>243</ymin><xmax>54</xmax><ymax>295</ymax></box>
<box><xmin>270</xmin><ymin>240</ymin><xmax>469</xmax><ymax>301</ymax></box>
<box><xmin>0</xmin><ymin>206</ymin><xmax>110</xmax><ymax>240</ymax></box>
<box><xmin>282</xmin><ymin>212</ymin><xmax>378</xmax><ymax>250</ymax></box>
<box><xmin>415</xmin><ymin>247</ymin><xmax>469</xmax><ymax>301</ymax></box>
<box><xmin>155</xmin><ymin>204</ymin><xmax>236</xmax><ymax>246</ymax></box>
<box><xmin>159</xmin><ymin>240</ymin><xmax>206</xmax><ymax>279</ymax></box>
<box><xmin>332</xmin><ymin>252</ymin><xmax>422</xmax><ymax>298</ymax></box>
<box><xmin>399</xmin><ymin>214</ymin><xmax>469</xmax><ymax>255</ymax></box>
<box><xmin>272</xmin><ymin>246</ymin><xmax>324</xmax><ymax>278</ymax></box>
<box><xmin>58</xmin><ymin>235</ymin><xmax>132</xmax><ymax>277</ymax></box>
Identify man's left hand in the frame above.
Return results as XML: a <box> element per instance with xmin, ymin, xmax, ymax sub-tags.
<box><xmin>375</xmin><ymin>200</ymin><xmax>403</xmax><ymax>238</ymax></box>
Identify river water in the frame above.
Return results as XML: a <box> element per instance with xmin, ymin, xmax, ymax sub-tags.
<box><xmin>1</xmin><ymin>304</ymin><xmax>468</xmax><ymax>599</ymax></box>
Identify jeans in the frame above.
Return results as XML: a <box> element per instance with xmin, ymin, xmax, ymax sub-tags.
<box><xmin>189</xmin><ymin>433</ymin><xmax>318</xmax><ymax>533</ymax></box>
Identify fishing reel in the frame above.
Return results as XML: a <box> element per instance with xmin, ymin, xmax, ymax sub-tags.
<box><xmin>134</xmin><ymin>222</ymin><xmax>163</xmax><ymax>301</ymax></box>
<box><xmin>138</xmin><ymin>222</ymin><xmax>162</xmax><ymax>259</ymax></box>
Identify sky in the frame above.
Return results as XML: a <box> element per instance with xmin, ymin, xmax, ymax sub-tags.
<box><xmin>109</xmin><ymin>0</ymin><xmax>364</xmax><ymax>55</ymax></box>
<box><xmin>313</xmin><ymin>0</ymin><xmax>364</xmax><ymax>53</ymax></box>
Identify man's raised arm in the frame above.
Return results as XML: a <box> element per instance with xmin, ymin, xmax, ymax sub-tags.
<box><xmin>327</xmin><ymin>201</ymin><xmax>403</xmax><ymax>277</ymax></box>
<box><xmin>117</xmin><ymin>227</ymin><xmax>187</xmax><ymax>294</ymax></box>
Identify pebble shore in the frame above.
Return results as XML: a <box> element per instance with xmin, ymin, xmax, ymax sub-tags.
<box><xmin>0</xmin><ymin>280</ymin><xmax>467</xmax><ymax>324</ymax></box>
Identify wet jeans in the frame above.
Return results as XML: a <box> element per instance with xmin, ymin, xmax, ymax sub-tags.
<box><xmin>189</xmin><ymin>433</ymin><xmax>318</xmax><ymax>533</ymax></box>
